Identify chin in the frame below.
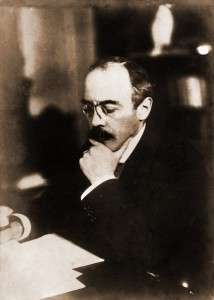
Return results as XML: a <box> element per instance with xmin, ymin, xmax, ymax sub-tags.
<box><xmin>104</xmin><ymin>140</ymin><xmax>122</xmax><ymax>152</ymax></box>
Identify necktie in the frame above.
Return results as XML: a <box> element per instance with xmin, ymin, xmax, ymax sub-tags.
<box><xmin>114</xmin><ymin>162</ymin><xmax>125</xmax><ymax>178</ymax></box>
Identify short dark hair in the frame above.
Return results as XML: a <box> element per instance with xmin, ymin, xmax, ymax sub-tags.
<box><xmin>89</xmin><ymin>56</ymin><xmax>153</xmax><ymax>108</ymax></box>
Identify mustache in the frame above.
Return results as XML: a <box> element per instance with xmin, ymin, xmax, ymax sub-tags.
<box><xmin>89</xmin><ymin>127</ymin><xmax>115</xmax><ymax>143</ymax></box>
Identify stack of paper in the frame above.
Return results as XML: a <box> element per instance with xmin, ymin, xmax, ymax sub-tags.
<box><xmin>0</xmin><ymin>234</ymin><xmax>104</xmax><ymax>300</ymax></box>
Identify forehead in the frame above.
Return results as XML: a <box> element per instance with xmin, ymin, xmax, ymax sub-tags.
<box><xmin>84</xmin><ymin>63</ymin><xmax>133</xmax><ymax>102</ymax></box>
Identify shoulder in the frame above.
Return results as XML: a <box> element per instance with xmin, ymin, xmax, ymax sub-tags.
<box><xmin>152</xmin><ymin>137</ymin><xmax>207</xmax><ymax>178</ymax></box>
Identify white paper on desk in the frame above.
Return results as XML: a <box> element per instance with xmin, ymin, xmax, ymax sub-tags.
<box><xmin>0</xmin><ymin>234</ymin><xmax>104</xmax><ymax>300</ymax></box>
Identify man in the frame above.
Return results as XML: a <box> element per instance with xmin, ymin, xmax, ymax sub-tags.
<box><xmin>54</xmin><ymin>57</ymin><xmax>208</xmax><ymax>293</ymax></box>
<box><xmin>2</xmin><ymin>57</ymin><xmax>209</xmax><ymax>295</ymax></box>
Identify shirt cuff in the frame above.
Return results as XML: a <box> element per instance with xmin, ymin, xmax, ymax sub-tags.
<box><xmin>81</xmin><ymin>175</ymin><xmax>116</xmax><ymax>200</ymax></box>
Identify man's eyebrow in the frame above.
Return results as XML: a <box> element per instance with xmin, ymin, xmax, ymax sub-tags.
<box><xmin>99</xmin><ymin>100</ymin><xmax>120</xmax><ymax>106</ymax></box>
<box><xmin>81</xmin><ymin>99</ymin><xmax>120</xmax><ymax>106</ymax></box>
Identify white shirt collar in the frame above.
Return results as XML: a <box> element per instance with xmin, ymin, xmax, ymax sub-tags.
<box><xmin>119</xmin><ymin>123</ymin><xmax>146</xmax><ymax>163</ymax></box>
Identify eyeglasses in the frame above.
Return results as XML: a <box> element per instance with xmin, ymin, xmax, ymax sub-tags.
<box><xmin>81</xmin><ymin>100</ymin><xmax>119</xmax><ymax>119</ymax></box>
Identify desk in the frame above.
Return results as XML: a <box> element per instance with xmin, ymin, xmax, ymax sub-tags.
<box><xmin>0</xmin><ymin>234</ymin><xmax>103</xmax><ymax>300</ymax></box>
<box><xmin>0</xmin><ymin>234</ymin><xmax>208</xmax><ymax>300</ymax></box>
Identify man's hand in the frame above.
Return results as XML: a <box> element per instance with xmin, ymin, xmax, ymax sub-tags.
<box><xmin>79</xmin><ymin>139</ymin><xmax>130</xmax><ymax>184</ymax></box>
<box><xmin>0</xmin><ymin>206</ymin><xmax>31</xmax><ymax>244</ymax></box>
<box><xmin>0</xmin><ymin>222</ymin><xmax>23</xmax><ymax>244</ymax></box>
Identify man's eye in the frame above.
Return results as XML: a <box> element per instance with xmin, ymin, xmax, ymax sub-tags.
<box><xmin>102</xmin><ymin>106</ymin><xmax>117</xmax><ymax>114</ymax></box>
<box><xmin>83</xmin><ymin>104</ymin><xmax>93</xmax><ymax>113</ymax></box>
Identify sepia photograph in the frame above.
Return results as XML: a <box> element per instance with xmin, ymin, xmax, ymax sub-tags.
<box><xmin>0</xmin><ymin>0</ymin><xmax>213</xmax><ymax>299</ymax></box>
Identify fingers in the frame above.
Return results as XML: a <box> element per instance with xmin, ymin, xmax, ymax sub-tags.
<box><xmin>0</xmin><ymin>227</ymin><xmax>13</xmax><ymax>244</ymax></box>
<box><xmin>79</xmin><ymin>156</ymin><xmax>84</xmax><ymax>166</ymax></box>
<box><xmin>88</xmin><ymin>139</ymin><xmax>108</xmax><ymax>154</ymax></box>
<box><xmin>89</xmin><ymin>139</ymin><xmax>103</xmax><ymax>147</ymax></box>
<box><xmin>88</xmin><ymin>137</ymin><xmax>131</xmax><ymax>161</ymax></box>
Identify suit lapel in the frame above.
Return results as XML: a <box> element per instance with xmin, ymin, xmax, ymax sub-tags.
<box><xmin>119</xmin><ymin>122</ymin><xmax>159</xmax><ymax>182</ymax></box>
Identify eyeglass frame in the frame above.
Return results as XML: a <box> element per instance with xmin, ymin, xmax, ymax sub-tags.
<box><xmin>81</xmin><ymin>99</ymin><xmax>121</xmax><ymax>119</ymax></box>
<box><xmin>81</xmin><ymin>86</ymin><xmax>146</xmax><ymax>120</ymax></box>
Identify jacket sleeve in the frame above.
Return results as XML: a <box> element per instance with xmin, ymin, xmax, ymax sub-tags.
<box><xmin>79</xmin><ymin>142</ymin><xmax>210</xmax><ymax>279</ymax></box>
<box><xmin>79</xmin><ymin>178</ymin><xmax>150</xmax><ymax>266</ymax></box>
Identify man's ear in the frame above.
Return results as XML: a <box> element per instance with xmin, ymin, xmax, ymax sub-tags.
<box><xmin>136</xmin><ymin>97</ymin><xmax>153</xmax><ymax>121</ymax></box>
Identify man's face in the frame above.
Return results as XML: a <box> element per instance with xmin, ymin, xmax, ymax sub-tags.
<box><xmin>82</xmin><ymin>63</ymin><xmax>142</xmax><ymax>151</ymax></box>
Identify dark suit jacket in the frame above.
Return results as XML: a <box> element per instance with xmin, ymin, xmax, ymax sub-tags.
<box><xmin>16</xmin><ymin>125</ymin><xmax>210</xmax><ymax>295</ymax></box>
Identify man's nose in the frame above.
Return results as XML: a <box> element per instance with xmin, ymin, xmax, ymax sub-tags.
<box><xmin>91</xmin><ymin>108</ymin><xmax>106</xmax><ymax>127</ymax></box>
